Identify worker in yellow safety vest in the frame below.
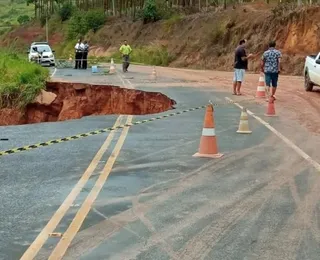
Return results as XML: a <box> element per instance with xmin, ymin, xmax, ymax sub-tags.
<box><xmin>119</xmin><ymin>40</ymin><xmax>132</xmax><ymax>72</ymax></box>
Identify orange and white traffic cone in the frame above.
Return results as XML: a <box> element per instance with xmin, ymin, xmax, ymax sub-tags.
<box><xmin>265</xmin><ymin>96</ymin><xmax>277</xmax><ymax>116</ymax></box>
<box><xmin>256</xmin><ymin>73</ymin><xmax>266</xmax><ymax>98</ymax></box>
<box><xmin>193</xmin><ymin>104</ymin><xmax>223</xmax><ymax>158</ymax></box>
<box><xmin>237</xmin><ymin>107</ymin><xmax>252</xmax><ymax>134</ymax></box>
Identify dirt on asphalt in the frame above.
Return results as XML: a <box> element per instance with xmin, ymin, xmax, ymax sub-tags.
<box><xmin>151</xmin><ymin>67</ymin><xmax>320</xmax><ymax>135</ymax></box>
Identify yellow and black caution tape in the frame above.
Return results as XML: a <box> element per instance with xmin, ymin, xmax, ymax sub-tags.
<box><xmin>0</xmin><ymin>98</ymin><xmax>257</xmax><ymax>157</ymax></box>
<box><xmin>0</xmin><ymin>105</ymin><xmax>204</xmax><ymax>157</ymax></box>
<box><xmin>54</xmin><ymin>58</ymin><xmax>150</xmax><ymax>69</ymax></box>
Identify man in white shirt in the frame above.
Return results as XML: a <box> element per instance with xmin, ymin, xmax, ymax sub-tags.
<box><xmin>74</xmin><ymin>39</ymin><xmax>82</xmax><ymax>69</ymax></box>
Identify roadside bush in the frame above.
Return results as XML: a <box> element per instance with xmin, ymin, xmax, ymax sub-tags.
<box><xmin>162</xmin><ymin>14</ymin><xmax>183</xmax><ymax>33</ymax></box>
<box><xmin>58</xmin><ymin>2</ymin><xmax>73</xmax><ymax>22</ymax></box>
<box><xmin>86</xmin><ymin>10</ymin><xmax>106</xmax><ymax>33</ymax></box>
<box><xmin>17</xmin><ymin>15</ymin><xmax>30</xmax><ymax>25</ymax></box>
<box><xmin>139</xmin><ymin>0</ymin><xmax>175</xmax><ymax>24</ymax></box>
<box><xmin>0</xmin><ymin>50</ymin><xmax>49</xmax><ymax>108</ymax></box>
<box><xmin>139</xmin><ymin>0</ymin><xmax>161</xmax><ymax>23</ymax></box>
<box><xmin>67</xmin><ymin>9</ymin><xmax>106</xmax><ymax>39</ymax></box>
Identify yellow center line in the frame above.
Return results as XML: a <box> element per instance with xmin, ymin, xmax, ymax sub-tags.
<box><xmin>48</xmin><ymin>115</ymin><xmax>133</xmax><ymax>260</ymax></box>
<box><xmin>20</xmin><ymin>115</ymin><xmax>124</xmax><ymax>260</ymax></box>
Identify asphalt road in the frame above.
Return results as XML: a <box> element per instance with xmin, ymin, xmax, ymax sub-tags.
<box><xmin>0</xmin><ymin>65</ymin><xmax>320</xmax><ymax>260</ymax></box>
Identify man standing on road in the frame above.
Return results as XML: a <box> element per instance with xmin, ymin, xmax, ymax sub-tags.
<box><xmin>119</xmin><ymin>40</ymin><xmax>132</xmax><ymax>72</ymax></box>
<box><xmin>233</xmin><ymin>39</ymin><xmax>254</xmax><ymax>95</ymax></box>
<box><xmin>74</xmin><ymin>39</ymin><xmax>83</xmax><ymax>69</ymax></box>
<box><xmin>81</xmin><ymin>40</ymin><xmax>89</xmax><ymax>70</ymax></box>
<box><xmin>261</xmin><ymin>40</ymin><xmax>282</xmax><ymax>100</ymax></box>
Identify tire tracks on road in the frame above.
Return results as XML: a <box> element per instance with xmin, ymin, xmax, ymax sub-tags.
<box><xmin>177</xmin><ymin>157</ymin><xmax>307</xmax><ymax>260</ymax></box>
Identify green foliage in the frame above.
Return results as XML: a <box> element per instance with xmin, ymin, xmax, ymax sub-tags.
<box><xmin>0</xmin><ymin>50</ymin><xmax>49</xmax><ymax>108</ymax></box>
<box><xmin>138</xmin><ymin>0</ymin><xmax>176</xmax><ymax>24</ymax></box>
<box><xmin>0</xmin><ymin>0</ymin><xmax>34</xmax><ymax>29</ymax></box>
<box><xmin>162</xmin><ymin>14</ymin><xmax>183</xmax><ymax>33</ymax></box>
<box><xmin>139</xmin><ymin>0</ymin><xmax>160</xmax><ymax>23</ymax></box>
<box><xmin>53</xmin><ymin>39</ymin><xmax>76</xmax><ymax>58</ymax></box>
<box><xmin>85</xmin><ymin>10</ymin><xmax>106</xmax><ymax>33</ymax></box>
<box><xmin>67</xmin><ymin>9</ymin><xmax>106</xmax><ymax>39</ymax></box>
<box><xmin>59</xmin><ymin>2</ymin><xmax>73</xmax><ymax>22</ymax></box>
<box><xmin>17</xmin><ymin>14</ymin><xmax>30</xmax><ymax>25</ymax></box>
<box><xmin>208</xmin><ymin>23</ymin><xmax>226</xmax><ymax>44</ymax></box>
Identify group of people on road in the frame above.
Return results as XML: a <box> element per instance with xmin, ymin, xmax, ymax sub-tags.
<box><xmin>233</xmin><ymin>39</ymin><xmax>282</xmax><ymax>100</ymax></box>
<box><xmin>74</xmin><ymin>38</ymin><xmax>90</xmax><ymax>69</ymax></box>
<box><xmin>74</xmin><ymin>39</ymin><xmax>132</xmax><ymax>72</ymax></box>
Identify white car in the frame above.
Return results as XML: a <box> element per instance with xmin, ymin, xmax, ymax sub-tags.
<box><xmin>28</xmin><ymin>42</ymin><xmax>55</xmax><ymax>67</ymax></box>
<box><xmin>304</xmin><ymin>52</ymin><xmax>320</xmax><ymax>91</ymax></box>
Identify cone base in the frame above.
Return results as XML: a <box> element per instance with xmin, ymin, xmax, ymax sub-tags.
<box><xmin>193</xmin><ymin>152</ymin><xmax>224</xmax><ymax>159</ymax></box>
<box><xmin>256</xmin><ymin>95</ymin><xmax>266</xmax><ymax>98</ymax></box>
<box><xmin>236</xmin><ymin>130</ymin><xmax>252</xmax><ymax>134</ymax></box>
<box><xmin>264</xmin><ymin>114</ymin><xmax>277</xmax><ymax>117</ymax></box>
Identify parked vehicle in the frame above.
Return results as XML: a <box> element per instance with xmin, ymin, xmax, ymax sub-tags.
<box><xmin>27</xmin><ymin>43</ymin><xmax>55</xmax><ymax>67</ymax></box>
<box><xmin>304</xmin><ymin>52</ymin><xmax>320</xmax><ymax>91</ymax></box>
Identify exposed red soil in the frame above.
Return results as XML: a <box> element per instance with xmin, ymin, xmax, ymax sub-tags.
<box><xmin>0</xmin><ymin>82</ymin><xmax>176</xmax><ymax>126</ymax></box>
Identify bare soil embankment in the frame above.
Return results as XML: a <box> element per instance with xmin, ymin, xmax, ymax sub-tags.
<box><xmin>0</xmin><ymin>82</ymin><xmax>176</xmax><ymax>126</ymax></box>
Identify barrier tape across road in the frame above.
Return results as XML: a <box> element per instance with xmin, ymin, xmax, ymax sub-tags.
<box><xmin>54</xmin><ymin>58</ymin><xmax>146</xmax><ymax>69</ymax></box>
<box><xmin>0</xmin><ymin>98</ymin><xmax>258</xmax><ymax>157</ymax></box>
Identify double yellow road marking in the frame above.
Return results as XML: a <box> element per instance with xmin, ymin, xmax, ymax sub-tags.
<box><xmin>48</xmin><ymin>116</ymin><xmax>132</xmax><ymax>259</ymax></box>
<box><xmin>21</xmin><ymin>74</ymin><xmax>134</xmax><ymax>259</ymax></box>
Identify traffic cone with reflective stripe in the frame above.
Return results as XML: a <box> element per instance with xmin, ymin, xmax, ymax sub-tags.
<box><xmin>256</xmin><ymin>73</ymin><xmax>266</xmax><ymax>98</ymax></box>
<box><xmin>265</xmin><ymin>96</ymin><xmax>277</xmax><ymax>116</ymax></box>
<box><xmin>237</xmin><ymin>107</ymin><xmax>252</xmax><ymax>134</ymax></box>
<box><xmin>193</xmin><ymin>104</ymin><xmax>223</xmax><ymax>158</ymax></box>
<box><xmin>110</xmin><ymin>58</ymin><xmax>115</xmax><ymax>74</ymax></box>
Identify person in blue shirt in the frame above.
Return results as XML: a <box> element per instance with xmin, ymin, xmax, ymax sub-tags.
<box><xmin>261</xmin><ymin>41</ymin><xmax>282</xmax><ymax>100</ymax></box>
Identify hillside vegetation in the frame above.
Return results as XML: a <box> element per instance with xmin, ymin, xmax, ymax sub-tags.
<box><xmin>1</xmin><ymin>0</ymin><xmax>320</xmax><ymax>75</ymax></box>
<box><xmin>0</xmin><ymin>0</ymin><xmax>34</xmax><ymax>34</ymax></box>
<box><xmin>0</xmin><ymin>50</ymin><xmax>49</xmax><ymax>108</ymax></box>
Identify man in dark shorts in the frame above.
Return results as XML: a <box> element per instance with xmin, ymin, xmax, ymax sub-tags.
<box><xmin>233</xmin><ymin>39</ymin><xmax>253</xmax><ymax>95</ymax></box>
<box><xmin>261</xmin><ymin>40</ymin><xmax>282</xmax><ymax>100</ymax></box>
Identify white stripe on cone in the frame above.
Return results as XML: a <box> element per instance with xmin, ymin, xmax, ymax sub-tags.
<box><xmin>202</xmin><ymin>128</ymin><xmax>215</xmax><ymax>136</ymax></box>
<box><xmin>257</xmin><ymin>86</ymin><xmax>265</xmax><ymax>91</ymax></box>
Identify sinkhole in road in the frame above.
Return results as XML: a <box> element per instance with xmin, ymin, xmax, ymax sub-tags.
<box><xmin>0</xmin><ymin>81</ymin><xmax>176</xmax><ymax>126</ymax></box>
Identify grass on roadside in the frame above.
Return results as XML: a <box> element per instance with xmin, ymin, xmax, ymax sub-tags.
<box><xmin>0</xmin><ymin>50</ymin><xmax>49</xmax><ymax>109</ymax></box>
